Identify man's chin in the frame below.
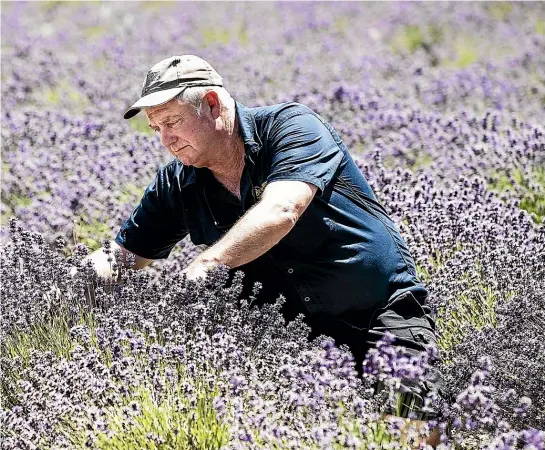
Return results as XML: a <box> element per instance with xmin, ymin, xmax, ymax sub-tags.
<box><xmin>177</xmin><ymin>157</ymin><xmax>203</xmax><ymax>168</ymax></box>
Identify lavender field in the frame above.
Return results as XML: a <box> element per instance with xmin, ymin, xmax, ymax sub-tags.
<box><xmin>1</xmin><ymin>2</ymin><xmax>544</xmax><ymax>449</ymax></box>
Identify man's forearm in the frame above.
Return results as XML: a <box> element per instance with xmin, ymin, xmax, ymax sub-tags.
<box><xmin>196</xmin><ymin>201</ymin><xmax>296</xmax><ymax>269</ymax></box>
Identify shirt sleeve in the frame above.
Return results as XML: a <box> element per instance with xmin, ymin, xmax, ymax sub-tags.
<box><xmin>114</xmin><ymin>168</ymin><xmax>188</xmax><ymax>260</ymax></box>
<box><xmin>266</xmin><ymin>112</ymin><xmax>345</xmax><ymax>197</ymax></box>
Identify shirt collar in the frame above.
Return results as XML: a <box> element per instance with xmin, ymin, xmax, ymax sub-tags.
<box><xmin>234</xmin><ymin>100</ymin><xmax>262</xmax><ymax>162</ymax></box>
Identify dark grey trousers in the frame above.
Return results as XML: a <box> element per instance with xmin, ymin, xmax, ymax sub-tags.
<box><xmin>228</xmin><ymin>263</ymin><xmax>444</xmax><ymax>419</ymax></box>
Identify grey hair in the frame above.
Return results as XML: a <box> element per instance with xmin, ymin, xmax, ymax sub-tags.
<box><xmin>175</xmin><ymin>86</ymin><xmax>233</xmax><ymax>117</ymax></box>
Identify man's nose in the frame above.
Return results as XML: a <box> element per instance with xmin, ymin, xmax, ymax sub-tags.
<box><xmin>160</xmin><ymin>129</ymin><xmax>177</xmax><ymax>148</ymax></box>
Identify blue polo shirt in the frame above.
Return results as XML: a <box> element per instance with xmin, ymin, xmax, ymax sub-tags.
<box><xmin>115</xmin><ymin>101</ymin><xmax>428</xmax><ymax>320</ymax></box>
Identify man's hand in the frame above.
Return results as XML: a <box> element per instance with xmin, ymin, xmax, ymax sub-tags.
<box><xmin>69</xmin><ymin>241</ymin><xmax>153</xmax><ymax>306</ymax></box>
<box><xmin>181</xmin><ymin>257</ymin><xmax>219</xmax><ymax>281</ymax></box>
<box><xmin>70</xmin><ymin>242</ymin><xmax>152</xmax><ymax>279</ymax></box>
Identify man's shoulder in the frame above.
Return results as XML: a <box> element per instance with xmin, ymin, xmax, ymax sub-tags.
<box><xmin>236</xmin><ymin>100</ymin><xmax>325</xmax><ymax>151</ymax></box>
<box><xmin>249</xmin><ymin>101</ymin><xmax>317</xmax><ymax>123</ymax></box>
<box><xmin>245</xmin><ymin>102</ymin><xmax>327</xmax><ymax>143</ymax></box>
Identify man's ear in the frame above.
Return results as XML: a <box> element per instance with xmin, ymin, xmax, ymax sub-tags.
<box><xmin>203</xmin><ymin>90</ymin><xmax>221</xmax><ymax>120</ymax></box>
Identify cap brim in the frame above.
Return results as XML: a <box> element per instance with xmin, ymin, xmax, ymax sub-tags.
<box><xmin>123</xmin><ymin>87</ymin><xmax>185</xmax><ymax>119</ymax></box>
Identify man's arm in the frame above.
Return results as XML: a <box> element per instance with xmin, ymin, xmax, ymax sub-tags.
<box><xmin>68</xmin><ymin>241</ymin><xmax>152</xmax><ymax>307</ymax></box>
<box><xmin>71</xmin><ymin>241</ymin><xmax>152</xmax><ymax>279</ymax></box>
<box><xmin>184</xmin><ymin>180</ymin><xmax>318</xmax><ymax>279</ymax></box>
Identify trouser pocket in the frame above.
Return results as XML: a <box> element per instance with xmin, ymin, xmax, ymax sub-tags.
<box><xmin>367</xmin><ymin>291</ymin><xmax>445</xmax><ymax>412</ymax></box>
<box><xmin>367</xmin><ymin>290</ymin><xmax>437</xmax><ymax>353</ymax></box>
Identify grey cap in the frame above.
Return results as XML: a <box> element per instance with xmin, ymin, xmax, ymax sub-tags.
<box><xmin>123</xmin><ymin>55</ymin><xmax>223</xmax><ymax>119</ymax></box>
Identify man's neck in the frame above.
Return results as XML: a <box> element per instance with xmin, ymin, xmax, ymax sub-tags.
<box><xmin>209</xmin><ymin>114</ymin><xmax>246</xmax><ymax>186</ymax></box>
<box><xmin>211</xmin><ymin>146</ymin><xmax>245</xmax><ymax>183</ymax></box>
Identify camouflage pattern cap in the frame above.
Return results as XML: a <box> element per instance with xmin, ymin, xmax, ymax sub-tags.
<box><xmin>123</xmin><ymin>55</ymin><xmax>223</xmax><ymax>119</ymax></box>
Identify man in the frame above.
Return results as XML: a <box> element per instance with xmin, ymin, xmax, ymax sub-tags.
<box><xmin>85</xmin><ymin>55</ymin><xmax>441</xmax><ymax>444</ymax></box>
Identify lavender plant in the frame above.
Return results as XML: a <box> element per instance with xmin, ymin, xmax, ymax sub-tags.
<box><xmin>441</xmin><ymin>281</ymin><xmax>545</xmax><ymax>432</ymax></box>
<box><xmin>2</xmin><ymin>1</ymin><xmax>545</xmax><ymax>448</ymax></box>
<box><xmin>1</xmin><ymin>221</ymin><xmax>439</xmax><ymax>449</ymax></box>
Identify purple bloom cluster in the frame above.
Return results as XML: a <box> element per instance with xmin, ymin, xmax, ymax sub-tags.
<box><xmin>441</xmin><ymin>279</ymin><xmax>545</xmax><ymax>432</ymax></box>
<box><xmin>2</xmin><ymin>1</ymin><xmax>544</xmax><ymax>448</ymax></box>
<box><xmin>0</xmin><ymin>222</ymin><xmax>392</xmax><ymax>448</ymax></box>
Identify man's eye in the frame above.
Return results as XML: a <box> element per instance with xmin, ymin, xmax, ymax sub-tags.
<box><xmin>167</xmin><ymin>119</ymin><xmax>181</xmax><ymax>127</ymax></box>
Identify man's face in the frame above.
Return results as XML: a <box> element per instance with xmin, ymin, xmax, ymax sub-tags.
<box><xmin>145</xmin><ymin>97</ymin><xmax>217</xmax><ymax>168</ymax></box>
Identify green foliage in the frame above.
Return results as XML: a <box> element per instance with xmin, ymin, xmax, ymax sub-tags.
<box><xmin>390</xmin><ymin>23</ymin><xmax>482</xmax><ymax>69</ymax></box>
<box><xmin>202</xmin><ymin>29</ymin><xmax>231</xmax><ymax>46</ymax></box>
<box><xmin>231</xmin><ymin>399</ymin><xmax>426</xmax><ymax>449</ymax></box>
<box><xmin>333</xmin><ymin>16</ymin><xmax>350</xmax><ymax>34</ymax></box>
<box><xmin>2</xmin><ymin>306</ymin><xmax>230</xmax><ymax>449</ymax></box>
<box><xmin>416</xmin><ymin>247</ymin><xmax>517</xmax><ymax>358</ymax></box>
<box><xmin>118</xmin><ymin>183</ymin><xmax>146</xmax><ymax>205</ymax></box>
<box><xmin>63</xmin><ymin>384</ymin><xmax>231</xmax><ymax>450</ymax></box>
<box><xmin>536</xmin><ymin>18</ymin><xmax>545</xmax><ymax>35</ymax></box>
<box><xmin>427</xmin><ymin>24</ymin><xmax>443</xmax><ymax>45</ymax></box>
<box><xmin>416</xmin><ymin>263</ymin><xmax>432</xmax><ymax>285</ymax></box>
<box><xmin>129</xmin><ymin>115</ymin><xmax>155</xmax><ymax>135</ymax></box>
<box><xmin>85</xmin><ymin>24</ymin><xmax>108</xmax><ymax>38</ymax></box>
<box><xmin>488</xmin><ymin>2</ymin><xmax>513</xmax><ymax>21</ymax></box>
<box><xmin>93</xmin><ymin>55</ymin><xmax>109</xmax><ymax>70</ymax></box>
<box><xmin>414</xmin><ymin>239</ymin><xmax>463</xmax><ymax>286</ymax></box>
<box><xmin>40</xmin><ymin>0</ymin><xmax>68</xmax><ymax>10</ymax></box>
<box><xmin>429</xmin><ymin>242</ymin><xmax>463</xmax><ymax>270</ymax></box>
<box><xmin>390</xmin><ymin>24</ymin><xmax>443</xmax><ymax>55</ymax></box>
<box><xmin>1</xmin><ymin>308</ymin><xmax>98</xmax><ymax>408</ymax></box>
<box><xmin>437</xmin><ymin>280</ymin><xmax>497</xmax><ymax>354</ymax></box>
<box><xmin>435</xmin><ymin>261</ymin><xmax>517</xmax><ymax>357</ymax></box>
<box><xmin>143</xmin><ymin>1</ymin><xmax>176</xmax><ymax>11</ymax></box>
<box><xmin>41</xmin><ymin>79</ymin><xmax>90</xmax><ymax>111</ymax></box>
<box><xmin>1</xmin><ymin>191</ymin><xmax>51</xmax><ymax>225</ymax></box>
<box><xmin>489</xmin><ymin>166</ymin><xmax>523</xmax><ymax>191</ymax></box>
<box><xmin>384</xmin><ymin>151</ymin><xmax>434</xmax><ymax>171</ymax></box>
<box><xmin>347</xmin><ymin>413</ymin><xmax>430</xmax><ymax>449</ymax></box>
<box><xmin>3</xmin><ymin>314</ymin><xmax>77</xmax><ymax>362</ymax></box>
<box><xmin>412</xmin><ymin>153</ymin><xmax>434</xmax><ymax>168</ymax></box>
<box><xmin>73</xmin><ymin>216</ymin><xmax>112</xmax><ymax>251</ymax></box>
<box><xmin>201</xmin><ymin>22</ymin><xmax>249</xmax><ymax>47</ymax></box>
<box><xmin>452</xmin><ymin>41</ymin><xmax>478</xmax><ymax>69</ymax></box>
<box><xmin>238</xmin><ymin>22</ymin><xmax>249</xmax><ymax>46</ymax></box>
<box><xmin>405</xmin><ymin>25</ymin><xmax>426</xmax><ymax>54</ymax></box>
<box><xmin>7</xmin><ymin>191</ymin><xmax>52</xmax><ymax>209</ymax></box>
<box><xmin>1</xmin><ymin>206</ymin><xmax>15</xmax><ymax>227</ymax></box>
<box><xmin>520</xmin><ymin>195</ymin><xmax>545</xmax><ymax>224</ymax></box>
<box><xmin>349</xmin><ymin>142</ymin><xmax>366</xmax><ymax>158</ymax></box>
<box><xmin>488</xmin><ymin>166</ymin><xmax>545</xmax><ymax>223</ymax></box>
<box><xmin>8</xmin><ymin>194</ymin><xmax>32</xmax><ymax>207</ymax></box>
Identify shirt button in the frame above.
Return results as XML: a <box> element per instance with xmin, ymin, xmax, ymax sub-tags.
<box><xmin>304</xmin><ymin>297</ymin><xmax>310</xmax><ymax>302</ymax></box>
<box><xmin>287</xmin><ymin>268</ymin><xmax>294</xmax><ymax>274</ymax></box>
